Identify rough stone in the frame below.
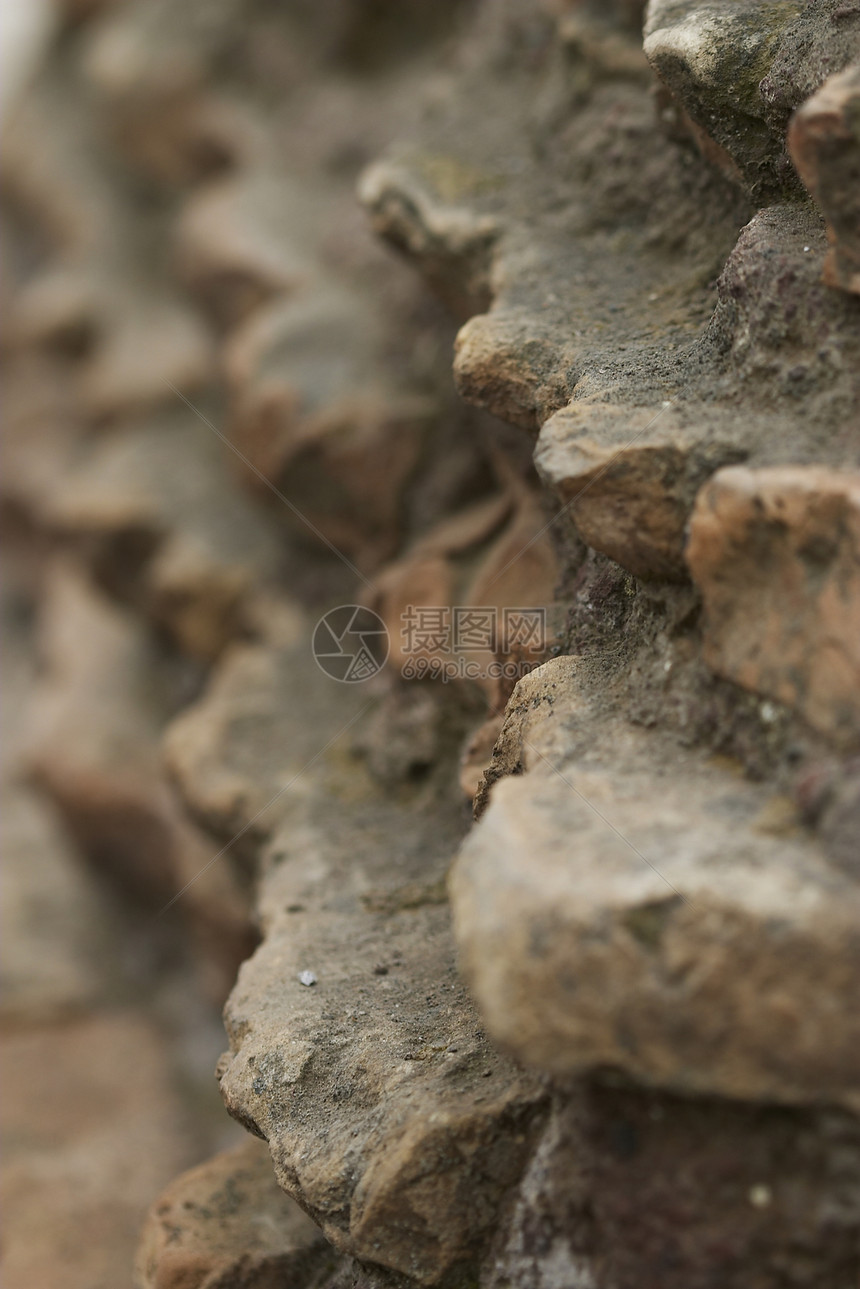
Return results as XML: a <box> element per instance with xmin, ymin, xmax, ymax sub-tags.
<box><xmin>368</xmin><ymin>486</ymin><xmax>559</xmax><ymax>708</ymax></box>
<box><xmin>452</xmin><ymin>658</ymin><xmax>860</xmax><ymax>1110</ymax></box>
<box><xmin>165</xmin><ymin>632</ymin><xmax>547</xmax><ymax>1283</ymax></box>
<box><xmin>5</xmin><ymin>2</ymin><xmax>860</xmax><ymax>1286</ymax></box>
<box><xmin>686</xmin><ymin>465</ymin><xmax>860</xmax><ymax>748</ymax></box>
<box><xmin>1</xmin><ymin>68</ymin><xmax>212</xmax><ymax>414</ymax></box>
<box><xmin>0</xmin><ymin>570</ymin><xmax>115</xmax><ymax>1021</ymax></box>
<box><xmin>644</xmin><ymin>0</ymin><xmax>860</xmax><ymax>200</ymax></box>
<box><xmin>135</xmin><ymin>1138</ymin><xmax>334</xmax><ymax>1289</ymax></box>
<box><xmin>790</xmin><ymin>60</ymin><xmax>860</xmax><ymax>296</ymax></box>
<box><xmin>535</xmin><ymin>400</ymin><xmax>744</xmax><ymax>581</ymax></box>
<box><xmin>485</xmin><ymin>1088</ymin><xmax>860</xmax><ymax>1289</ymax></box>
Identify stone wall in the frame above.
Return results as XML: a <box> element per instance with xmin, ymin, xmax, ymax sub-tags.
<box><xmin>1</xmin><ymin>2</ymin><xmax>859</xmax><ymax>1286</ymax></box>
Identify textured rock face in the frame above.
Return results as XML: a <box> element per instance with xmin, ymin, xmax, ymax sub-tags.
<box><xmin>790</xmin><ymin>60</ymin><xmax>860</xmax><ymax>295</ymax></box>
<box><xmin>644</xmin><ymin>0</ymin><xmax>860</xmax><ymax>199</ymax></box>
<box><xmin>135</xmin><ymin>1139</ymin><xmax>333</xmax><ymax>1289</ymax></box>
<box><xmin>485</xmin><ymin>1089</ymin><xmax>860</xmax><ymax>1289</ymax></box>
<box><xmin>168</xmin><ymin>634</ymin><xmax>547</xmax><ymax>1283</ymax></box>
<box><xmin>3</xmin><ymin>0</ymin><xmax>860</xmax><ymax>1286</ymax></box>
<box><xmin>687</xmin><ymin>466</ymin><xmax>860</xmax><ymax>747</ymax></box>
<box><xmin>454</xmin><ymin>733</ymin><xmax>860</xmax><ymax>1107</ymax></box>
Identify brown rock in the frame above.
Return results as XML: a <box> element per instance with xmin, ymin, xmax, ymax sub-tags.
<box><xmin>472</xmin><ymin>655</ymin><xmax>584</xmax><ymax>817</ymax></box>
<box><xmin>225</xmin><ymin>287</ymin><xmax>437</xmax><ymax>572</ymax></box>
<box><xmin>458</xmin><ymin>713</ymin><xmax>503</xmax><ymax>805</ymax></box>
<box><xmin>536</xmin><ymin>401</ymin><xmax>744</xmax><ymax>581</ymax></box>
<box><xmin>79</xmin><ymin>0</ymin><xmax>246</xmax><ymax>183</ymax></box>
<box><xmin>0</xmin><ymin>785</ymin><xmax>113</xmax><ymax>1022</ymax></box>
<box><xmin>359</xmin><ymin>155</ymin><xmax>499</xmax><ymax>320</ymax></box>
<box><xmin>686</xmin><ymin>465</ymin><xmax>860</xmax><ymax>748</ymax></box>
<box><xmin>0</xmin><ymin>575</ymin><xmax>114</xmax><ymax>1022</ymax></box>
<box><xmin>453</xmin><ymin>311</ymin><xmax>572</xmax><ymax>435</ymax></box>
<box><xmin>790</xmin><ymin>61</ymin><xmax>860</xmax><ymax>297</ymax></box>
<box><xmin>1</xmin><ymin>69</ymin><xmax>212</xmax><ymax>410</ymax></box>
<box><xmin>135</xmin><ymin>1138</ymin><xmax>332</xmax><ymax>1289</ymax></box>
<box><xmin>451</xmin><ymin>675</ymin><xmax>860</xmax><ymax>1107</ymax></box>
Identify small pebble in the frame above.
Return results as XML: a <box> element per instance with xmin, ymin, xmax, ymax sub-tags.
<box><xmin>297</xmin><ymin>970</ymin><xmax>317</xmax><ymax>986</ymax></box>
<box><xmin>749</xmin><ymin>1184</ymin><xmax>772</xmax><ymax>1208</ymax></box>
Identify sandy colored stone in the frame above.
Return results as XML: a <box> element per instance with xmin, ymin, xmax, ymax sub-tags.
<box><xmin>536</xmin><ymin>401</ymin><xmax>745</xmax><ymax>581</ymax></box>
<box><xmin>224</xmin><ymin>286</ymin><xmax>441</xmax><ymax>572</ymax></box>
<box><xmin>0</xmin><ymin>355</ymin><xmax>86</xmax><ymax>530</ymax></box>
<box><xmin>0</xmin><ymin>785</ymin><xmax>114</xmax><ymax>1022</ymax></box>
<box><xmin>452</xmin><ymin>662</ymin><xmax>860</xmax><ymax>1108</ymax></box>
<box><xmin>0</xmin><ymin>1013</ymin><xmax>198</xmax><ymax>1289</ymax></box>
<box><xmin>472</xmin><ymin>655</ymin><xmax>586</xmax><ymax>817</ymax></box>
<box><xmin>687</xmin><ymin>465</ymin><xmax>860</xmax><ymax>747</ymax></box>
<box><xmin>79</xmin><ymin>0</ymin><xmax>248</xmax><ymax>183</ymax></box>
<box><xmin>790</xmin><ymin>60</ymin><xmax>860</xmax><ymax>296</ymax></box>
<box><xmin>166</xmin><ymin>632</ymin><xmax>546</xmax><ymax>1283</ymax></box>
<box><xmin>368</xmin><ymin>487</ymin><xmax>558</xmax><ymax>709</ymax></box>
<box><xmin>135</xmin><ymin>1138</ymin><xmax>333</xmax><ymax>1289</ymax></box>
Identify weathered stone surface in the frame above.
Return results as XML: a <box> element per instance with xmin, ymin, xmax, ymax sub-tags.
<box><xmin>6</xmin><ymin>2</ymin><xmax>860</xmax><ymax>1286</ymax></box>
<box><xmin>706</xmin><ymin>204</ymin><xmax>860</xmax><ymax>417</ymax></box>
<box><xmin>687</xmin><ymin>465</ymin><xmax>860</xmax><ymax>748</ymax></box>
<box><xmin>472</xmin><ymin>655</ymin><xmax>585</xmax><ymax>817</ymax></box>
<box><xmin>790</xmin><ymin>60</ymin><xmax>860</xmax><ymax>296</ymax></box>
<box><xmin>361</xmin><ymin>12</ymin><xmax>860</xmax><ymax>593</ymax></box>
<box><xmin>0</xmin><ymin>356</ymin><xmax>87</xmax><ymax>531</ymax></box>
<box><xmin>166</xmin><ymin>633</ymin><xmax>547</xmax><ymax>1283</ymax></box>
<box><xmin>135</xmin><ymin>1138</ymin><xmax>333</xmax><ymax>1289</ymax></box>
<box><xmin>223</xmin><ymin>272</ymin><xmax>483</xmax><ymax>574</ymax></box>
<box><xmin>486</xmin><ymin>1087</ymin><xmax>860</xmax><ymax>1289</ymax></box>
<box><xmin>452</xmin><ymin>657</ymin><xmax>860</xmax><ymax>1109</ymax></box>
<box><xmin>360</xmin><ymin>4</ymin><xmax>747</xmax><ymax>443</ymax></box>
<box><xmin>644</xmin><ymin>0</ymin><xmax>860</xmax><ymax>199</ymax></box>
<box><xmin>535</xmin><ymin>400</ymin><xmax>745</xmax><ymax>581</ymax></box>
<box><xmin>0</xmin><ymin>1014</ymin><xmax>198</xmax><ymax>1289</ymax></box>
<box><xmin>0</xmin><ymin>784</ymin><xmax>114</xmax><ymax>1023</ymax></box>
